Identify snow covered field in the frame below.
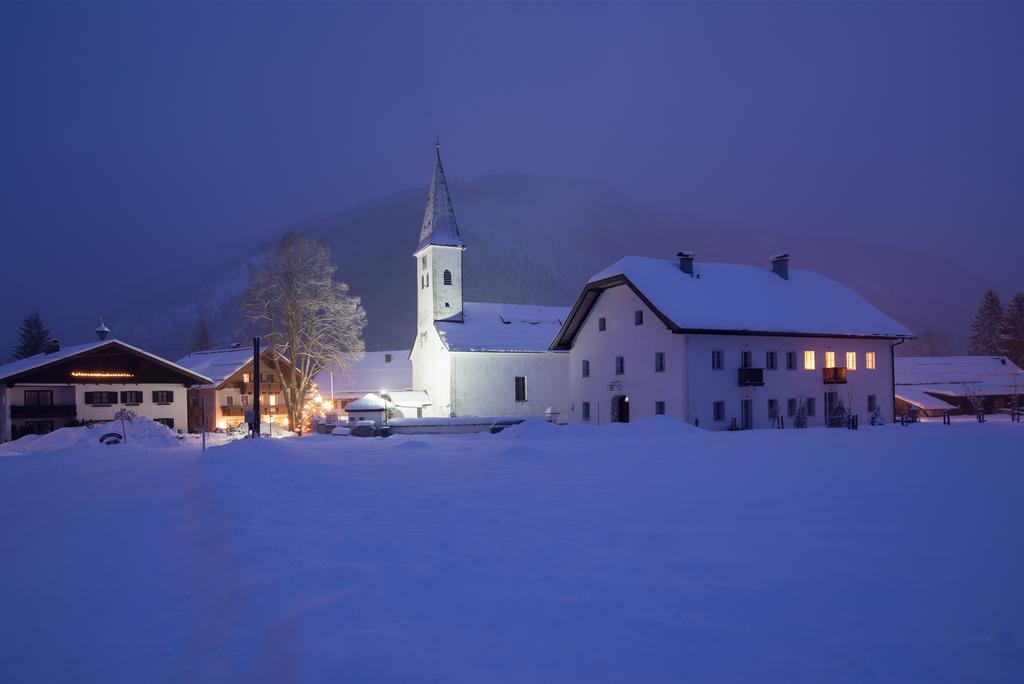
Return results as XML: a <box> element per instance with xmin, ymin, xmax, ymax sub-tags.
<box><xmin>1</xmin><ymin>419</ymin><xmax>1022</xmax><ymax>683</ymax></box>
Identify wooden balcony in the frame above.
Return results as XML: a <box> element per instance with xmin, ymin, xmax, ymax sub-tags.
<box><xmin>11</xmin><ymin>404</ymin><xmax>77</xmax><ymax>419</ymax></box>
<box><xmin>823</xmin><ymin>367</ymin><xmax>848</xmax><ymax>384</ymax></box>
<box><xmin>234</xmin><ymin>382</ymin><xmax>282</xmax><ymax>394</ymax></box>
<box><xmin>737</xmin><ymin>367</ymin><xmax>765</xmax><ymax>387</ymax></box>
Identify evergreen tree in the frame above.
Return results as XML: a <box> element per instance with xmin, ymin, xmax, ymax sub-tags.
<box><xmin>12</xmin><ymin>311</ymin><xmax>50</xmax><ymax>359</ymax></box>
<box><xmin>998</xmin><ymin>292</ymin><xmax>1024</xmax><ymax>368</ymax></box>
<box><xmin>968</xmin><ymin>290</ymin><xmax>1004</xmax><ymax>355</ymax></box>
<box><xmin>192</xmin><ymin>312</ymin><xmax>212</xmax><ymax>352</ymax></box>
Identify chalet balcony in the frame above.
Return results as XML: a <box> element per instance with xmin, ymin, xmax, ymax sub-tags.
<box><xmin>737</xmin><ymin>367</ymin><xmax>765</xmax><ymax>387</ymax></box>
<box><xmin>235</xmin><ymin>382</ymin><xmax>282</xmax><ymax>394</ymax></box>
<box><xmin>220</xmin><ymin>405</ymin><xmax>246</xmax><ymax>417</ymax></box>
<box><xmin>11</xmin><ymin>404</ymin><xmax>77</xmax><ymax>419</ymax></box>
<box><xmin>823</xmin><ymin>367</ymin><xmax>848</xmax><ymax>384</ymax></box>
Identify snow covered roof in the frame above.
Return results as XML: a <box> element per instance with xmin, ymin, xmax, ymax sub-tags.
<box><xmin>417</xmin><ymin>144</ymin><xmax>464</xmax><ymax>252</ymax></box>
<box><xmin>894</xmin><ymin>387</ymin><xmax>959</xmax><ymax>411</ymax></box>
<box><xmin>345</xmin><ymin>393</ymin><xmax>387</xmax><ymax>411</ymax></box>
<box><xmin>895</xmin><ymin>356</ymin><xmax>1024</xmax><ymax>397</ymax></box>
<box><xmin>552</xmin><ymin>256</ymin><xmax>913</xmax><ymax>349</ymax></box>
<box><xmin>175</xmin><ymin>345</ymin><xmax>277</xmax><ymax>389</ymax></box>
<box><xmin>314</xmin><ymin>350</ymin><xmax>412</xmax><ymax>399</ymax></box>
<box><xmin>0</xmin><ymin>339</ymin><xmax>212</xmax><ymax>385</ymax></box>
<box><xmin>386</xmin><ymin>390</ymin><xmax>432</xmax><ymax>408</ymax></box>
<box><xmin>436</xmin><ymin>302</ymin><xmax>571</xmax><ymax>353</ymax></box>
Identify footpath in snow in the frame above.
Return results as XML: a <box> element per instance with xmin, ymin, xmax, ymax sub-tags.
<box><xmin>0</xmin><ymin>418</ymin><xmax>1021</xmax><ymax>683</ymax></box>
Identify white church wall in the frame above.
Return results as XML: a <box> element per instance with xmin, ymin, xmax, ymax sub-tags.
<box><xmin>451</xmin><ymin>351</ymin><xmax>570</xmax><ymax>419</ymax></box>
<box><xmin>566</xmin><ymin>284</ymin><xmax>686</xmax><ymax>425</ymax></box>
<box><xmin>411</xmin><ymin>326</ymin><xmax>453</xmax><ymax>417</ymax></box>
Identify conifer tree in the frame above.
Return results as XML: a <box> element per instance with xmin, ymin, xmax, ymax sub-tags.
<box><xmin>192</xmin><ymin>312</ymin><xmax>212</xmax><ymax>352</ymax></box>
<box><xmin>968</xmin><ymin>290</ymin><xmax>1003</xmax><ymax>355</ymax></box>
<box><xmin>11</xmin><ymin>311</ymin><xmax>50</xmax><ymax>359</ymax></box>
<box><xmin>998</xmin><ymin>292</ymin><xmax>1024</xmax><ymax>368</ymax></box>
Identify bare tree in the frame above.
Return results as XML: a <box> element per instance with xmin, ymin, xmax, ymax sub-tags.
<box><xmin>961</xmin><ymin>382</ymin><xmax>984</xmax><ymax>415</ymax></box>
<box><xmin>901</xmin><ymin>329</ymin><xmax>954</xmax><ymax>357</ymax></box>
<box><xmin>244</xmin><ymin>233</ymin><xmax>367</xmax><ymax>433</ymax></box>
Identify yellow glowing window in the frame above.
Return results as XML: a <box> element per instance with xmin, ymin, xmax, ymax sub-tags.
<box><xmin>803</xmin><ymin>350</ymin><xmax>815</xmax><ymax>370</ymax></box>
<box><xmin>269</xmin><ymin>394</ymin><xmax>277</xmax><ymax>406</ymax></box>
<box><xmin>243</xmin><ymin>373</ymin><xmax>250</xmax><ymax>383</ymax></box>
<box><xmin>846</xmin><ymin>352</ymin><xmax>857</xmax><ymax>370</ymax></box>
<box><xmin>866</xmin><ymin>351</ymin><xmax>876</xmax><ymax>370</ymax></box>
<box><xmin>825</xmin><ymin>351</ymin><xmax>836</xmax><ymax>369</ymax></box>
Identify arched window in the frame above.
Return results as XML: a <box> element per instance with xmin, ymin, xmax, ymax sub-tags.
<box><xmin>443</xmin><ymin>269</ymin><xmax>453</xmax><ymax>286</ymax></box>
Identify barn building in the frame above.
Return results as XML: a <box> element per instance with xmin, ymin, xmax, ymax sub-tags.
<box><xmin>895</xmin><ymin>355</ymin><xmax>1024</xmax><ymax>416</ymax></box>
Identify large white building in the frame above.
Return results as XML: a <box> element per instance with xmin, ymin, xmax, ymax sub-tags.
<box><xmin>410</xmin><ymin>145</ymin><xmax>570</xmax><ymax>419</ymax></box>
<box><xmin>551</xmin><ymin>252</ymin><xmax>913</xmax><ymax>429</ymax></box>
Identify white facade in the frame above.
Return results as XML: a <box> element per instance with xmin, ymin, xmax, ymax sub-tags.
<box><xmin>0</xmin><ymin>339</ymin><xmax>210</xmax><ymax>442</ymax></box>
<box><xmin>409</xmin><ymin>145</ymin><xmax>570</xmax><ymax>419</ymax></box>
<box><xmin>555</xmin><ymin>255</ymin><xmax>912</xmax><ymax>430</ymax></box>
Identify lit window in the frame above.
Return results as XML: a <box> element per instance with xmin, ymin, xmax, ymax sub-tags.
<box><xmin>825</xmin><ymin>351</ymin><xmax>836</xmax><ymax>369</ymax></box>
<box><xmin>242</xmin><ymin>373</ymin><xmax>250</xmax><ymax>383</ymax></box>
<box><xmin>846</xmin><ymin>352</ymin><xmax>857</xmax><ymax>370</ymax></box>
<box><xmin>804</xmin><ymin>350</ymin><xmax>816</xmax><ymax>370</ymax></box>
<box><xmin>866</xmin><ymin>352</ymin><xmax>877</xmax><ymax>370</ymax></box>
<box><xmin>269</xmin><ymin>394</ymin><xmax>276</xmax><ymax>406</ymax></box>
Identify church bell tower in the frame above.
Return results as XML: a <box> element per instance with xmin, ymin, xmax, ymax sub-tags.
<box><xmin>414</xmin><ymin>143</ymin><xmax>465</xmax><ymax>331</ymax></box>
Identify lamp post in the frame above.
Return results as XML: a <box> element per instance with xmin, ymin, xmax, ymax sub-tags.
<box><xmin>380</xmin><ymin>389</ymin><xmax>389</xmax><ymax>427</ymax></box>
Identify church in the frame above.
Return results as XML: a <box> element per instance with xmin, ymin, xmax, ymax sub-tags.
<box><xmin>409</xmin><ymin>145</ymin><xmax>570</xmax><ymax>419</ymax></box>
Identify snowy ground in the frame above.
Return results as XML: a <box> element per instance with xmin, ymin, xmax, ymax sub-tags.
<box><xmin>1</xmin><ymin>419</ymin><xmax>1022</xmax><ymax>683</ymax></box>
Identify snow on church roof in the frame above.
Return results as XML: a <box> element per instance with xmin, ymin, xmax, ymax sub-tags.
<box><xmin>553</xmin><ymin>256</ymin><xmax>912</xmax><ymax>348</ymax></box>
<box><xmin>417</xmin><ymin>144</ymin><xmax>463</xmax><ymax>252</ymax></box>
<box><xmin>436</xmin><ymin>302</ymin><xmax>571</xmax><ymax>353</ymax></box>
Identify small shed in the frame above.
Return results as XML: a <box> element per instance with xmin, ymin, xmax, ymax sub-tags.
<box><xmin>345</xmin><ymin>393</ymin><xmax>387</xmax><ymax>426</ymax></box>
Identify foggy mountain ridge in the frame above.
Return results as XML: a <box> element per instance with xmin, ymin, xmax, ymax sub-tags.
<box><xmin>110</xmin><ymin>173</ymin><xmax>986</xmax><ymax>360</ymax></box>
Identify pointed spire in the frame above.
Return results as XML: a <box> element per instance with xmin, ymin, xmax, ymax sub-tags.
<box><xmin>418</xmin><ymin>141</ymin><xmax>464</xmax><ymax>251</ymax></box>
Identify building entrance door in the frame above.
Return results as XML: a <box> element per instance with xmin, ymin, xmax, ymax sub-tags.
<box><xmin>611</xmin><ymin>395</ymin><xmax>630</xmax><ymax>423</ymax></box>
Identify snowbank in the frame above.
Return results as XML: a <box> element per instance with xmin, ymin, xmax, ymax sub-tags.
<box><xmin>0</xmin><ymin>418</ymin><xmax>1021</xmax><ymax>682</ymax></box>
<box><xmin>0</xmin><ymin>416</ymin><xmax>183</xmax><ymax>456</ymax></box>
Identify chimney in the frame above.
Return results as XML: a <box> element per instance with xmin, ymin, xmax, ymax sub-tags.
<box><xmin>770</xmin><ymin>253</ymin><xmax>790</xmax><ymax>280</ymax></box>
<box><xmin>677</xmin><ymin>251</ymin><xmax>695</xmax><ymax>275</ymax></box>
<box><xmin>43</xmin><ymin>339</ymin><xmax>62</xmax><ymax>354</ymax></box>
<box><xmin>95</xmin><ymin>319</ymin><xmax>111</xmax><ymax>341</ymax></box>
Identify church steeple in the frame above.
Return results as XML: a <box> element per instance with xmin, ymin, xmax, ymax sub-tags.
<box><xmin>415</xmin><ymin>142</ymin><xmax>465</xmax><ymax>327</ymax></box>
<box><xmin>418</xmin><ymin>142</ymin><xmax>464</xmax><ymax>251</ymax></box>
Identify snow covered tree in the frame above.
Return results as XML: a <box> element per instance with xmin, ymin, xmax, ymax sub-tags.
<box><xmin>243</xmin><ymin>233</ymin><xmax>367</xmax><ymax>434</ymax></box>
<box><xmin>11</xmin><ymin>311</ymin><xmax>50</xmax><ymax>359</ymax></box>
<box><xmin>997</xmin><ymin>292</ymin><xmax>1024</xmax><ymax>368</ymax></box>
<box><xmin>968</xmin><ymin>290</ymin><xmax>1003</xmax><ymax>355</ymax></box>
